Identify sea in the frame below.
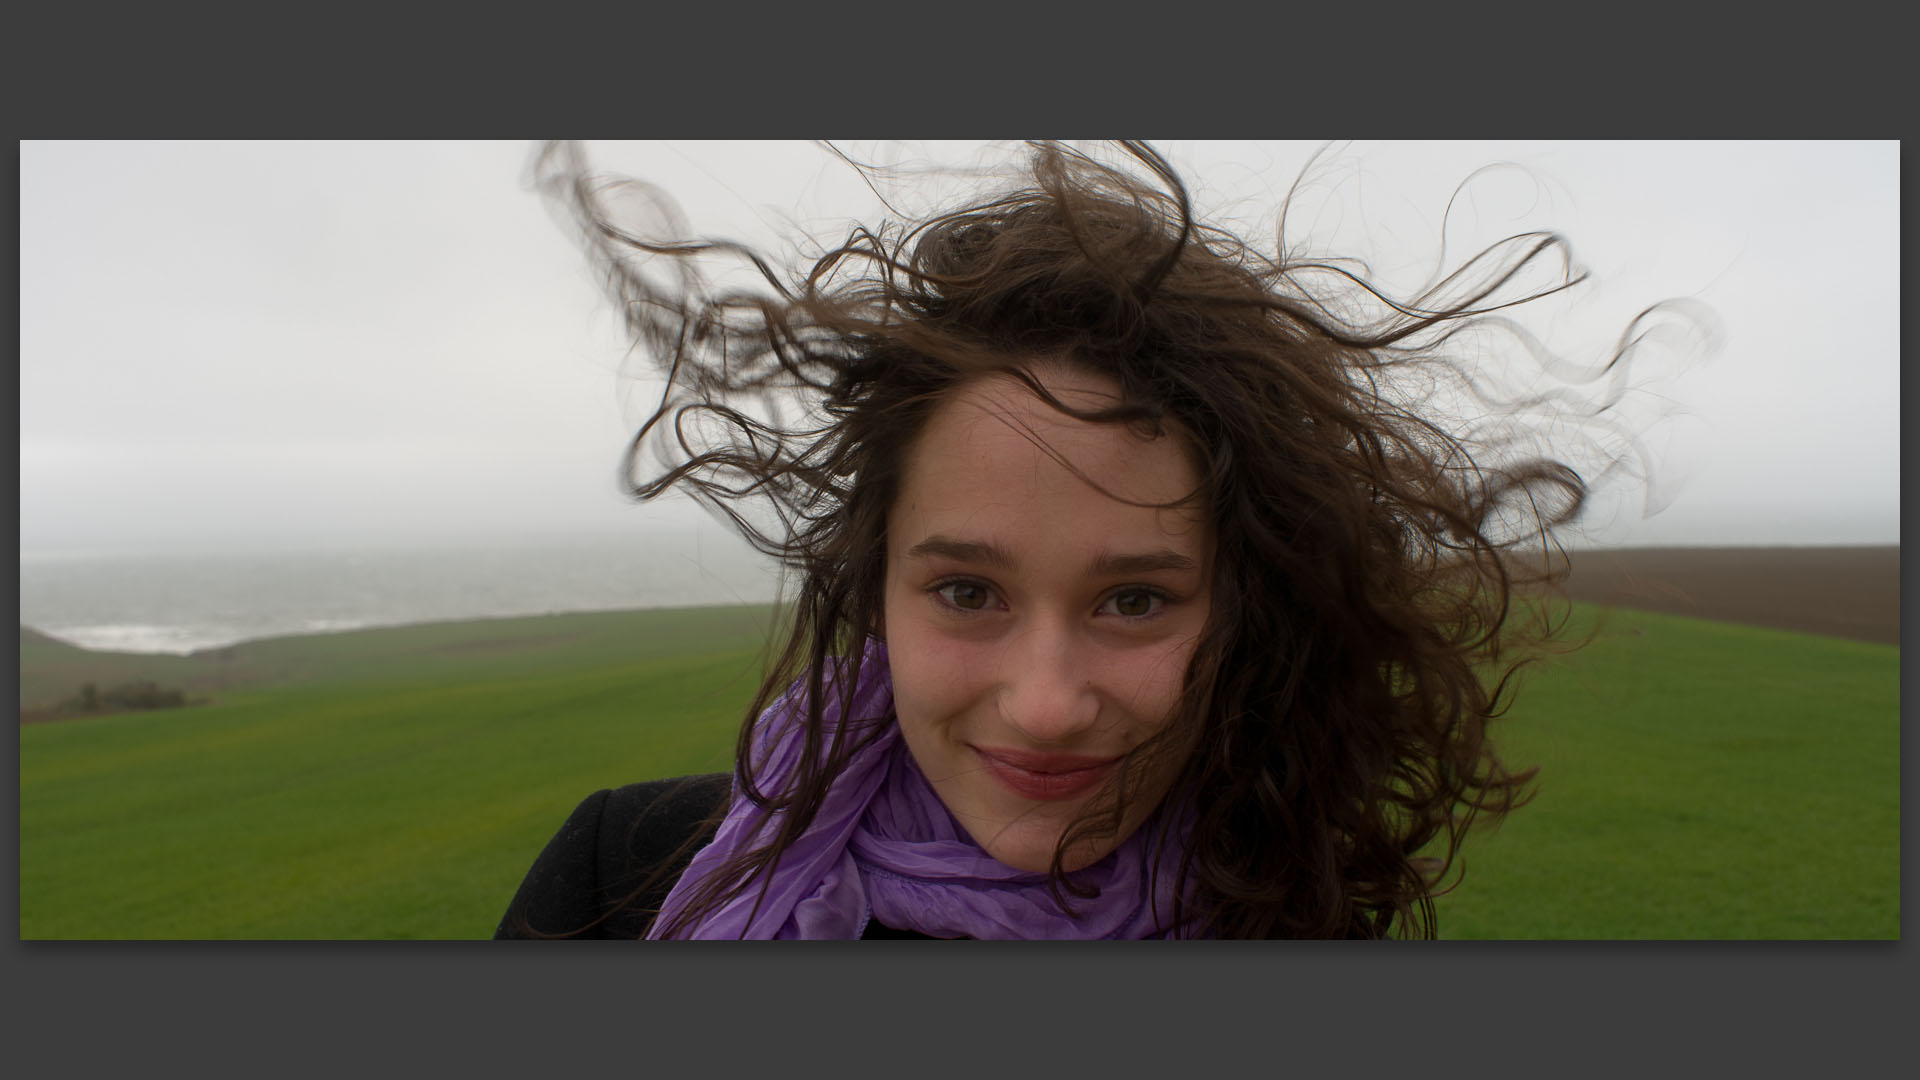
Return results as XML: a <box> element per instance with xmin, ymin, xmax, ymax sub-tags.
<box><xmin>17</xmin><ymin>534</ymin><xmax>785</xmax><ymax>656</ymax></box>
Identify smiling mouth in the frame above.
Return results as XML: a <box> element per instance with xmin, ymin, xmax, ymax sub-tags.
<box><xmin>974</xmin><ymin>748</ymin><xmax>1120</xmax><ymax>801</ymax></box>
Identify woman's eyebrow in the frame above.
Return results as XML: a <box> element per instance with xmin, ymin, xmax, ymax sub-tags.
<box><xmin>1090</xmin><ymin>549</ymin><xmax>1199</xmax><ymax>576</ymax></box>
<box><xmin>904</xmin><ymin>535</ymin><xmax>1198</xmax><ymax>576</ymax></box>
<box><xmin>905</xmin><ymin>536</ymin><xmax>1014</xmax><ymax>568</ymax></box>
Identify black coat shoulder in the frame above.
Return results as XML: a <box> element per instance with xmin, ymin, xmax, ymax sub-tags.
<box><xmin>494</xmin><ymin>773</ymin><xmax>732</xmax><ymax>939</ymax></box>
<box><xmin>494</xmin><ymin>772</ymin><xmax>943</xmax><ymax>939</ymax></box>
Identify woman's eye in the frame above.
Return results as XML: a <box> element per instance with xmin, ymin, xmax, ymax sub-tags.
<box><xmin>935</xmin><ymin>582</ymin><xmax>995</xmax><ymax>611</ymax></box>
<box><xmin>1102</xmin><ymin>589</ymin><xmax>1163</xmax><ymax>618</ymax></box>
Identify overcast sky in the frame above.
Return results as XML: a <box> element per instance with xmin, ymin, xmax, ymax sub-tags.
<box><xmin>19</xmin><ymin>141</ymin><xmax>1900</xmax><ymax>558</ymax></box>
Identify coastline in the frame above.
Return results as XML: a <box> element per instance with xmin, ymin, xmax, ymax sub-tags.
<box><xmin>18</xmin><ymin>544</ymin><xmax>1896</xmax><ymax>719</ymax></box>
<box><xmin>19</xmin><ymin>544</ymin><xmax>1898</xmax><ymax>660</ymax></box>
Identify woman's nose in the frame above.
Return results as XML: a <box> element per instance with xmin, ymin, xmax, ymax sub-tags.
<box><xmin>997</xmin><ymin>619</ymin><xmax>1101</xmax><ymax>744</ymax></box>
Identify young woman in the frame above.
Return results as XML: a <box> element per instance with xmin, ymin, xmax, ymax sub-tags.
<box><xmin>497</xmin><ymin>141</ymin><xmax>1670</xmax><ymax>939</ymax></box>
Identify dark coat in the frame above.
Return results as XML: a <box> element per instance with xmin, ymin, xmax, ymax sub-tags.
<box><xmin>493</xmin><ymin>774</ymin><xmax>937</xmax><ymax>939</ymax></box>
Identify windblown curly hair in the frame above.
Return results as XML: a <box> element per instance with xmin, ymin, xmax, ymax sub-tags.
<box><xmin>534</xmin><ymin>140</ymin><xmax>1686</xmax><ymax>939</ymax></box>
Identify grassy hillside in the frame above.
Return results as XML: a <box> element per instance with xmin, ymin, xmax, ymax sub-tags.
<box><xmin>20</xmin><ymin>628</ymin><xmax>209</xmax><ymax>713</ymax></box>
<box><xmin>19</xmin><ymin>606</ymin><xmax>780</xmax><ymax>711</ymax></box>
<box><xmin>20</xmin><ymin>606</ymin><xmax>778</xmax><ymax>939</ymax></box>
<box><xmin>18</xmin><ymin>602</ymin><xmax>1899</xmax><ymax>939</ymax></box>
<box><xmin>1430</xmin><ymin>605</ymin><xmax>1899</xmax><ymax>939</ymax></box>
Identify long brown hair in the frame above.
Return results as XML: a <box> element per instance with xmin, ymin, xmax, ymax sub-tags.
<box><xmin>535</xmin><ymin>140</ymin><xmax>1697</xmax><ymax>938</ymax></box>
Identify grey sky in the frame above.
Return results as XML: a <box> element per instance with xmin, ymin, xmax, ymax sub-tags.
<box><xmin>19</xmin><ymin>141</ymin><xmax>1900</xmax><ymax>557</ymax></box>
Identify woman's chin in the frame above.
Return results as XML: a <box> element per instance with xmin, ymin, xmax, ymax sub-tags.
<box><xmin>986</xmin><ymin>847</ymin><xmax>1058</xmax><ymax>874</ymax></box>
<box><xmin>977</xmin><ymin>828</ymin><xmax>1119</xmax><ymax>875</ymax></box>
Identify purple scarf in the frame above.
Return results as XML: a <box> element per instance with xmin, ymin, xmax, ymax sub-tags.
<box><xmin>647</xmin><ymin>640</ymin><xmax>1196</xmax><ymax>939</ymax></box>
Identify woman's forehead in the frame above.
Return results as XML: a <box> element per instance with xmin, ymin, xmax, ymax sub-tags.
<box><xmin>960</xmin><ymin>363</ymin><xmax>1124</xmax><ymax>414</ymax></box>
<box><xmin>893</xmin><ymin>367</ymin><xmax>1206</xmax><ymax>543</ymax></box>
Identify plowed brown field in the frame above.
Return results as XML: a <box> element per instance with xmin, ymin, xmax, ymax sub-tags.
<box><xmin>1556</xmin><ymin>545</ymin><xmax>1898</xmax><ymax>646</ymax></box>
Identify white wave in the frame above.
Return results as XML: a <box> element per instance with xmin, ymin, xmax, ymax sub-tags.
<box><xmin>297</xmin><ymin>617</ymin><xmax>383</xmax><ymax>634</ymax></box>
<box><xmin>34</xmin><ymin>623</ymin><xmax>248</xmax><ymax>656</ymax></box>
<box><xmin>18</xmin><ymin>536</ymin><xmax>785</xmax><ymax>656</ymax></box>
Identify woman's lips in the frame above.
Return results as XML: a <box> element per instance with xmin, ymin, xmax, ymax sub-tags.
<box><xmin>974</xmin><ymin>748</ymin><xmax>1119</xmax><ymax>802</ymax></box>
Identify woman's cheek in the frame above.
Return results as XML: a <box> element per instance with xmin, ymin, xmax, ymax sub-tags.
<box><xmin>889</xmin><ymin>620</ymin><xmax>972</xmax><ymax>720</ymax></box>
<box><xmin>910</xmin><ymin>634</ymin><xmax>992</xmax><ymax>715</ymax></box>
<box><xmin>1104</xmin><ymin>636</ymin><xmax>1194</xmax><ymax>717</ymax></box>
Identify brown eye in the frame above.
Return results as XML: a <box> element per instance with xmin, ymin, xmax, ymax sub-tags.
<box><xmin>1105</xmin><ymin>589</ymin><xmax>1162</xmax><ymax>618</ymax></box>
<box><xmin>937</xmin><ymin>582</ymin><xmax>993</xmax><ymax>611</ymax></box>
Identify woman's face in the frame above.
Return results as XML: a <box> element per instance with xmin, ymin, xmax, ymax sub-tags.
<box><xmin>882</xmin><ymin>365</ymin><xmax>1211</xmax><ymax>873</ymax></box>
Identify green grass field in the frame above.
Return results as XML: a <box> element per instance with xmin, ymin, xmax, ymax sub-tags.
<box><xmin>1429</xmin><ymin>606</ymin><xmax>1899</xmax><ymax>939</ymax></box>
<box><xmin>18</xmin><ymin>602</ymin><xmax>1899</xmax><ymax>939</ymax></box>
